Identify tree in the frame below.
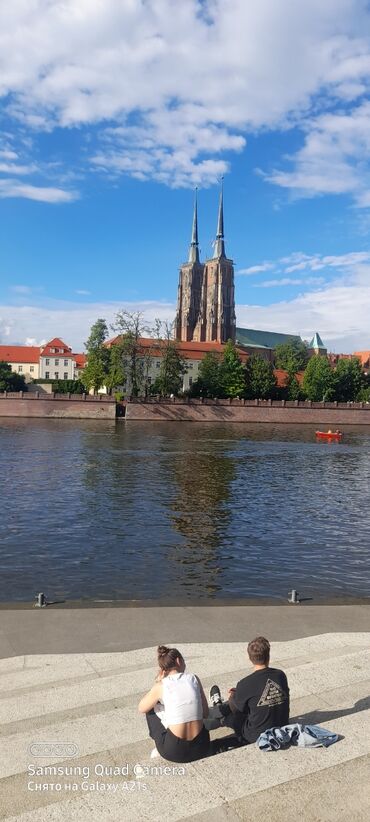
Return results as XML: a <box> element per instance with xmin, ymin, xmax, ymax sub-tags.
<box><xmin>105</xmin><ymin>340</ymin><xmax>126</xmax><ymax>395</ymax></box>
<box><xmin>244</xmin><ymin>355</ymin><xmax>276</xmax><ymax>399</ymax></box>
<box><xmin>302</xmin><ymin>356</ymin><xmax>334</xmax><ymax>401</ymax></box>
<box><xmin>85</xmin><ymin>318</ymin><xmax>109</xmax><ymax>353</ymax></box>
<box><xmin>284</xmin><ymin>372</ymin><xmax>302</xmax><ymax>401</ymax></box>
<box><xmin>332</xmin><ymin>357</ymin><xmax>364</xmax><ymax>402</ymax></box>
<box><xmin>151</xmin><ymin>320</ymin><xmax>186</xmax><ymax>396</ymax></box>
<box><xmin>275</xmin><ymin>340</ymin><xmax>309</xmax><ymax>372</ymax></box>
<box><xmin>191</xmin><ymin>351</ymin><xmax>221</xmax><ymax>397</ymax></box>
<box><xmin>218</xmin><ymin>340</ymin><xmax>245</xmax><ymax>398</ymax></box>
<box><xmin>81</xmin><ymin>318</ymin><xmax>110</xmax><ymax>394</ymax></box>
<box><xmin>111</xmin><ymin>311</ymin><xmax>151</xmax><ymax>397</ymax></box>
<box><xmin>80</xmin><ymin>357</ymin><xmax>108</xmax><ymax>394</ymax></box>
<box><xmin>0</xmin><ymin>361</ymin><xmax>27</xmax><ymax>392</ymax></box>
<box><xmin>52</xmin><ymin>379</ymin><xmax>84</xmax><ymax>394</ymax></box>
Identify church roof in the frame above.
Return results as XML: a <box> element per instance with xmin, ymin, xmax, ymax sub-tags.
<box><xmin>213</xmin><ymin>181</ymin><xmax>226</xmax><ymax>259</ymax></box>
<box><xmin>235</xmin><ymin>327</ymin><xmax>302</xmax><ymax>350</ymax></box>
<box><xmin>309</xmin><ymin>332</ymin><xmax>326</xmax><ymax>349</ymax></box>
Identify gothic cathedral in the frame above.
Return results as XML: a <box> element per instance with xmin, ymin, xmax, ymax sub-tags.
<box><xmin>175</xmin><ymin>187</ymin><xmax>236</xmax><ymax>344</ymax></box>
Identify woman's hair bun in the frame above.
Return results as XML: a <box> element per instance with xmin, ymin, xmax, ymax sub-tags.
<box><xmin>157</xmin><ymin>645</ymin><xmax>170</xmax><ymax>658</ymax></box>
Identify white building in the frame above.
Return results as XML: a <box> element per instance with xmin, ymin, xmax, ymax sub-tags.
<box><xmin>106</xmin><ymin>336</ymin><xmax>248</xmax><ymax>395</ymax></box>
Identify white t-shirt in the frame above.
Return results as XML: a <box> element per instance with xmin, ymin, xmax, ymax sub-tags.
<box><xmin>161</xmin><ymin>672</ymin><xmax>203</xmax><ymax>725</ymax></box>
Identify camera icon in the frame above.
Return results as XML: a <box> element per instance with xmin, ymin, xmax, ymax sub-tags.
<box><xmin>29</xmin><ymin>742</ymin><xmax>79</xmax><ymax>758</ymax></box>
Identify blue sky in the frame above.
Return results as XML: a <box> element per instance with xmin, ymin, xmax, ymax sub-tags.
<box><xmin>1</xmin><ymin>0</ymin><xmax>370</xmax><ymax>352</ymax></box>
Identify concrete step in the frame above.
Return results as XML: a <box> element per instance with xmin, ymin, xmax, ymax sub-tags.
<box><xmin>1</xmin><ymin>634</ymin><xmax>369</xmax><ymax>821</ymax></box>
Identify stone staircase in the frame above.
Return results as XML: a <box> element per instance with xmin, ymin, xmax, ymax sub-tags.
<box><xmin>1</xmin><ymin>633</ymin><xmax>370</xmax><ymax>821</ymax></box>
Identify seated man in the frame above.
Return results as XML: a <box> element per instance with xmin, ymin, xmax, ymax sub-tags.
<box><xmin>205</xmin><ymin>636</ymin><xmax>290</xmax><ymax>745</ymax></box>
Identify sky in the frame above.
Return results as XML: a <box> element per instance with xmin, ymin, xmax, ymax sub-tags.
<box><xmin>1</xmin><ymin>0</ymin><xmax>370</xmax><ymax>353</ymax></box>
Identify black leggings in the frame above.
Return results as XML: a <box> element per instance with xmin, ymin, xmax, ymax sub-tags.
<box><xmin>146</xmin><ymin>710</ymin><xmax>210</xmax><ymax>763</ymax></box>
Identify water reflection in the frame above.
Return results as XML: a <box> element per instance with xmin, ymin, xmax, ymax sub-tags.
<box><xmin>0</xmin><ymin>418</ymin><xmax>369</xmax><ymax>601</ymax></box>
<box><xmin>164</xmin><ymin>447</ymin><xmax>236</xmax><ymax>595</ymax></box>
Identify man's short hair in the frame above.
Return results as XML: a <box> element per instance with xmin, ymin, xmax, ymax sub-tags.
<box><xmin>247</xmin><ymin>636</ymin><xmax>270</xmax><ymax>665</ymax></box>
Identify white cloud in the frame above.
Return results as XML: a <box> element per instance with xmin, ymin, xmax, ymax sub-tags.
<box><xmin>255</xmin><ymin>276</ymin><xmax>325</xmax><ymax>287</ymax></box>
<box><xmin>237</xmin><ymin>275</ymin><xmax>370</xmax><ymax>351</ymax></box>
<box><xmin>0</xmin><ymin>162</ymin><xmax>36</xmax><ymax>175</ymax></box>
<box><xmin>75</xmin><ymin>289</ymin><xmax>91</xmax><ymax>296</ymax></box>
<box><xmin>265</xmin><ymin>102</ymin><xmax>370</xmax><ymax>205</ymax></box>
<box><xmin>238</xmin><ymin>249</ymin><xmax>370</xmax><ymax>278</ymax></box>
<box><xmin>1</xmin><ymin>0</ymin><xmax>370</xmax><ymax>188</ymax></box>
<box><xmin>0</xmin><ymin>179</ymin><xmax>78</xmax><ymax>202</ymax></box>
<box><xmin>237</xmin><ymin>262</ymin><xmax>275</xmax><ymax>275</ymax></box>
<box><xmin>10</xmin><ymin>285</ymin><xmax>32</xmax><ymax>294</ymax></box>
<box><xmin>0</xmin><ymin>300</ymin><xmax>176</xmax><ymax>351</ymax></box>
<box><xmin>1</xmin><ymin>252</ymin><xmax>370</xmax><ymax>352</ymax></box>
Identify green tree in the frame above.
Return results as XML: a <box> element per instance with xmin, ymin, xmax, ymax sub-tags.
<box><xmin>151</xmin><ymin>320</ymin><xmax>186</xmax><ymax>396</ymax></box>
<box><xmin>244</xmin><ymin>355</ymin><xmax>276</xmax><ymax>399</ymax></box>
<box><xmin>274</xmin><ymin>340</ymin><xmax>309</xmax><ymax>372</ymax></box>
<box><xmin>332</xmin><ymin>357</ymin><xmax>364</xmax><ymax>402</ymax></box>
<box><xmin>80</xmin><ymin>357</ymin><xmax>108</xmax><ymax>394</ymax></box>
<box><xmin>219</xmin><ymin>340</ymin><xmax>245</xmax><ymax>398</ymax></box>
<box><xmin>81</xmin><ymin>318</ymin><xmax>110</xmax><ymax>394</ymax></box>
<box><xmin>190</xmin><ymin>351</ymin><xmax>221</xmax><ymax>397</ymax></box>
<box><xmin>0</xmin><ymin>361</ymin><xmax>27</xmax><ymax>392</ymax></box>
<box><xmin>284</xmin><ymin>372</ymin><xmax>302</xmax><ymax>401</ymax></box>
<box><xmin>105</xmin><ymin>340</ymin><xmax>126</xmax><ymax>395</ymax></box>
<box><xmin>302</xmin><ymin>356</ymin><xmax>334</xmax><ymax>401</ymax></box>
<box><xmin>112</xmin><ymin>311</ymin><xmax>150</xmax><ymax>397</ymax></box>
<box><xmin>85</xmin><ymin>318</ymin><xmax>109</xmax><ymax>353</ymax></box>
<box><xmin>52</xmin><ymin>379</ymin><xmax>84</xmax><ymax>394</ymax></box>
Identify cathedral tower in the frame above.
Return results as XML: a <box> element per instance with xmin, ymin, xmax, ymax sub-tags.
<box><xmin>193</xmin><ymin>183</ymin><xmax>236</xmax><ymax>343</ymax></box>
<box><xmin>175</xmin><ymin>191</ymin><xmax>204</xmax><ymax>342</ymax></box>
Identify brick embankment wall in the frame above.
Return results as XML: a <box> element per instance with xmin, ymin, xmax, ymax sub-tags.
<box><xmin>0</xmin><ymin>393</ymin><xmax>116</xmax><ymax>419</ymax></box>
<box><xmin>124</xmin><ymin>398</ymin><xmax>370</xmax><ymax>424</ymax></box>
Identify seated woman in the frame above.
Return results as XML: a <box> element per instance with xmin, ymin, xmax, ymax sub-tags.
<box><xmin>138</xmin><ymin>645</ymin><xmax>210</xmax><ymax>763</ymax></box>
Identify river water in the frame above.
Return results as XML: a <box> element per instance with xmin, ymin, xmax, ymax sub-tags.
<box><xmin>1</xmin><ymin>419</ymin><xmax>370</xmax><ymax>602</ymax></box>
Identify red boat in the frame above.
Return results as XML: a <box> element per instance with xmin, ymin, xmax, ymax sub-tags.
<box><xmin>315</xmin><ymin>430</ymin><xmax>342</xmax><ymax>441</ymax></box>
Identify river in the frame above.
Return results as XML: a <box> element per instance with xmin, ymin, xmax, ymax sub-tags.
<box><xmin>1</xmin><ymin>418</ymin><xmax>369</xmax><ymax>602</ymax></box>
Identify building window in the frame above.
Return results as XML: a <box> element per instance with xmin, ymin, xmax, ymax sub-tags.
<box><xmin>54</xmin><ymin>359</ymin><xmax>59</xmax><ymax>365</ymax></box>
<box><xmin>55</xmin><ymin>372</ymin><xmax>59</xmax><ymax>379</ymax></box>
<box><xmin>45</xmin><ymin>372</ymin><xmax>50</xmax><ymax>379</ymax></box>
<box><xmin>156</xmin><ymin>361</ymin><xmax>160</xmax><ymax>368</ymax></box>
<box><xmin>18</xmin><ymin>366</ymin><xmax>23</xmax><ymax>372</ymax></box>
<box><xmin>30</xmin><ymin>366</ymin><xmax>34</xmax><ymax>372</ymax></box>
<box><xmin>45</xmin><ymin>358</ymin><xmax>50</xmax><ymax>365</ymax></box>
<box><xmin>189</xmin><ymin>377</ymin><xmax>193</xmax><ymax>386</ymax></box>
<box><xmin>64</xmin><ymin>359</ymin><xmax>68</xmax><ymax>366</ymax></box>
<box><xmin>50</xmin><ymin>348</ymin><xmax>55</xmax><ymax>353</ymax></box>
<box><xmin>64</xmin><ymin>372</ymin><xmax>68</xmax><ymax>380</ymax></box>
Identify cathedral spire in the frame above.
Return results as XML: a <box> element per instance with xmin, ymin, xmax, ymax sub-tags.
<box><xmin>188</xmin><ymin>188</ymin><xmax>200</xmax><ymax>263</ymax></box>
<box><xmin>213</xmin><ymin>178</ymin><xmax>225</xmax><ymax>258</ymax></box>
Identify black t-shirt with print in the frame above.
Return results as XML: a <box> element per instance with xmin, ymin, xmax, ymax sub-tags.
<box><xmin>232</xmin><ymin>667</ymin><xmax>290</xmax><ymax>743</ymax></box>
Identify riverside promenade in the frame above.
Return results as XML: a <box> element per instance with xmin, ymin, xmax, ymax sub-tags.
<box><xmin>0</xmin><ymin>604</ymin><xmax>369</xmax><ymax>821</ymax></box>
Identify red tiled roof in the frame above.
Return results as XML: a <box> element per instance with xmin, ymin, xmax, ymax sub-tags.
<box><xmin>354</xmin><ymin>351</ymin><xmax>370</xmax><ymax>366</ymax></box>
<box><xmin>40</xmin><ymin>337</ymin><xmax>73</xmax><ymax>358</ymax></box>
<box><xmin>274</xmin><ymin>369</ymin><xmax>304</xmax><ymax>387</ymax></box>
<box><xmin>106</xmin><ymin>336</ymin><xmax>249</xmax><ymax>361</ymax></box>
<box><xmin>0</xmin><ymin>345</ymin><xmax>40</xmax><ymax>364</ymax></box>
<box><xmin>74</xmin><ymin>353</ymin><xmax>87</xmax><ymax>368</ymax></box>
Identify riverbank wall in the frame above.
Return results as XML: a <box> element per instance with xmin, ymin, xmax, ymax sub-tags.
<box><xmin>0</xmin><ymin>392</ymin><xmax>116</xmax><ymax>419</ymax></box>
<box><xmin>124</xmin><ymin>397</ymin><xmax>370</xmax><ymax>424</ymax></box>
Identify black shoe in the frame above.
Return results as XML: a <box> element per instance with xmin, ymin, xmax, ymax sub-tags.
<box><xmin>209</xmin><ymin>684</ymin><xmax>222</xmax><ymax>706</ymax></box>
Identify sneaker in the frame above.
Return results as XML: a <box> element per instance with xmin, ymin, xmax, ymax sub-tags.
<box><xmin>209</xmin><ymin>684</ymin><xmax>222</xmax><ymax>706</ymax></box>
<box><xmin>150</xmin><ymin>747</ymin><xmax>160</xmax><ymax>759</ymax></box>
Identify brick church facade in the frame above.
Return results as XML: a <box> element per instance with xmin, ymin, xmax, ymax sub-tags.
<box><xmin>175</xmin><ymin>186</ymin><xmax>236</xmax><ymax>344</ymax></box>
